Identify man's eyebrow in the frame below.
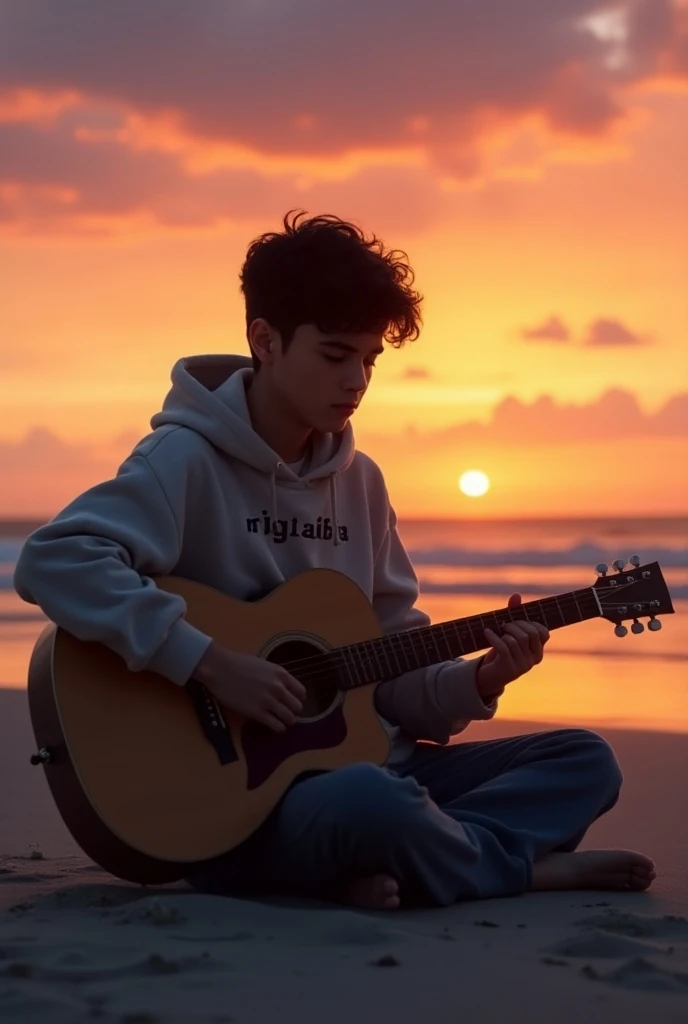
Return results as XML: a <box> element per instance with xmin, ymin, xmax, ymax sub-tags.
<box><xmin>319</xmin><ymin>340</ymin><xmax>385</xmax><ymax>356</ymax></box>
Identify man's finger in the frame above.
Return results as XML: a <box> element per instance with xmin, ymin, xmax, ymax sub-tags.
<box><xmin>523</xmin><ymin>621</ymin><xmax>550</xmax><ymax>641</ymax></box>
<box><xmin>514</xmin><ymin>621</ymin><xmax>548</xmax><ymax>649</ymax></box>
<box><xmin>511</xmin><ymin>621</ymin><xmax>545</xmax><ymax>661</ymax></box>
<box><xmin>492</xmin><ymin>629</ymin><xmax>528</xmax><ymax>672</ymax></box>
<box><xmin>484</xmin><ymin>628</ymin><xmax>513</xmax><ymax>661</ymax></box>
<box><xmin>512</xmin><ymin>620</ymin><xmax>550</xmax><ymax>646</ymax></box>
<box><xmin>502</xmin><ymin>622</ymin><xmax>532</xmax><ymax>657</ymax></box>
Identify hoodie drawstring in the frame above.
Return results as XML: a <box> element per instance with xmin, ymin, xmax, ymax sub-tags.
<box><xmin>329</xmin><ymin>475</ymin><xmax>340</xmax><ymax>547</ymax></box>
<box><xmin>269</xmin><ymin>471</ymin><xmax>279</xmax><ymax>528</ymax></box>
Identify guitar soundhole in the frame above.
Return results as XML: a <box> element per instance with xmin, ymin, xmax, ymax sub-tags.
<box><xmin>265</xmin><ymin>639</ymin><xmax>340</xmax><ymax>720</ymax></box>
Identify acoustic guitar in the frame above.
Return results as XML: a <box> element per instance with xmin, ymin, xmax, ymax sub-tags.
<box><xmin>27</xmin><ymin>556</ymin><xmax>673</xmax><ymax>885</ymax></box>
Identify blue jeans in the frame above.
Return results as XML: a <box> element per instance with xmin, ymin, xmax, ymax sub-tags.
<box><xmin>184</xmin><ymin>728</ymin><xmax>623</xmax><ymax>906</ymax></box>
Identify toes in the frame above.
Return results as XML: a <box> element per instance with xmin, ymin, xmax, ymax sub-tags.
<box><xmin>631</xmin><ymin>864</ymin><xmax>656</xmax><ymax>879</ymax></box>
<box><xmin>378</xmin><ymin>876</ymin><xmax>399</xmax><ymax>894</ymax></box>
<box><xmin>632</xmin><ymin>853</ymin><xmax>655</xmax><ymax>870</ymax></box>
<box><xmin>372</xmin><ymin>875</ymin><xmax>400</xmax><ymax>908</ymax></box>
<box><xmin>383</xmin><ymin>878</ymin><xmax>400</xmax><ymax>904</ymax></box>
<box><xmin>620</xmin><ymin>852</ymin><xmax>655</xmax><ymax>885</ymax></box>
<box><xmin>629</xmin><ymin>866</ymin><xmax>656</xmax><ymax>889</ymax></box>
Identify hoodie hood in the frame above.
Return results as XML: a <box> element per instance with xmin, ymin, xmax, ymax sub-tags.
<box><xmin>151</xmin><ymin>354</ymin><xmax>355</xmax><ymax>481</ymax></box>
<box><xmin>150</xmin><ymin>354</ymin><xmax>356</xmax><ymax>544</ymax></box>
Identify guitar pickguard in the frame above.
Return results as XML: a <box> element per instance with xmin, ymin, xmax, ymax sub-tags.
<box><xmin>242</xmin><ymin>709</ymin><xmax>347</xmax><ymax>789</ymax></box>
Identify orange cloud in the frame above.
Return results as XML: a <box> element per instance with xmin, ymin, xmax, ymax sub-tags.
<box><xmin>360</xmin><ymin>390</ymin><xmax>688</xmax><ymax>516</ymax></box>
<box><xmin>0</xmin><ymin>87</ymin><xmax>82</xmax><ymax>123</ymax></box>
<box><xmin>1</xmin><ymin>1</ymin><xmax>686</xmax><ymax>236</ymax></box>
<box><xmin>2</xmin><ymin>390</ymin><xmax>686</xmax><ymax>518</ymax></box>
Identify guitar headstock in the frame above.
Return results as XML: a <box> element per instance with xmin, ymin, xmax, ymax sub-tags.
<box><xmin>592</xmin><ymin>556</ymin><xmax>674</xmax><ymax>636</ymax></box>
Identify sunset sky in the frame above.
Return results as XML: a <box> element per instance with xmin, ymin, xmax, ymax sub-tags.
<box><xmin>1</xmin><ymin>0</ymin><xmax>687</xmax><ymax>519</ymax></box>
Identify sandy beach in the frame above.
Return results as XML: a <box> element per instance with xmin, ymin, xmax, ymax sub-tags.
<box><xmin>1</xmin><ymin>686</ymin><xmax>687</xmax><ymax>1023</ymax></box>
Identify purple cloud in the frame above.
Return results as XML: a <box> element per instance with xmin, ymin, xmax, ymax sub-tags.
<box><xmin>521</xmin><ymin>315</ymin><xmax>572</xmax><ymax>342</ymax></box>
<box><xmin>401</xmin><ymin>366</ymin><xmax>432</xmax><ymax>380</ymax></box>
<box><xmin>519</xmin><ymin>315</ymin><xmax>654</xmax><ymax>347</ymax></box>
<box><xmin>584</xmin><ymin>317</ymin><xmax>650</xmax><ymax>346</ymax></box>
<box><xmin>0</xmin><ymin>1</ymin><xmax>685</xmax><ymax>233</ymax></box>
<box><xmin>432</xmin><ymin>388</ymin><xmax>688</xmax><ymax>443</ymax></box>
<box><xmin>3</xmin><ymin>390</ymin><xmax>686</xmax><ymax>515</ymax></box>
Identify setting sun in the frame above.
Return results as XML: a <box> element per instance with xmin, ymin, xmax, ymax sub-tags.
<box><xmin>458</xmin><ymin>470</ymin><xmax>490</xmax><ymax>497</ymax></box>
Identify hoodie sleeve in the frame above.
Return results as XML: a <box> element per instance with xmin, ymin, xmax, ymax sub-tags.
<box><xmin>372</xmin><ymin>503</ymin><xmax>497</xmax><ymax>745</ymax></box>
<box><xmin>13</xmin><ymin>453</ymin><xmax>213</xmax><ymax>686</ymax></box>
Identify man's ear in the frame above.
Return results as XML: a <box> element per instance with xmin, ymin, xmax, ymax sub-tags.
<box><xmin>249</xmin><ymin>318</ymin><xmax>276</xmax><ymax>366</ymax></box>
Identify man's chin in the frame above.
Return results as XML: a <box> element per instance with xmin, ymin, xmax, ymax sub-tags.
<box><xmin>324</xmin><ymin>408</ymin><xmax>354</xmax><ymax>430</ymax></box>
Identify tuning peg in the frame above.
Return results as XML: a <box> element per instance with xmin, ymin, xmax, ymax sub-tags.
<box><xmin>614</xmin><ymin>624</ymin><xmax>628</xmax><ymax>637</ymax></box>
<box><xmin>631</xmin><ymin>619</ymin><xmax>644</xmax><ymax>634</ymax></box>
<box><xmin>648</xmin><ymin>617</ymin><xmax>662</xmax><ymax>632</ymax></box>
<box><xmin>595</xmin><ymin>562</ymin><xmax>608</xmax><ymax>576</ymax></box>
<box><xmin>629</xmin><ymin>554</ymin><xmax>641</xmax><ymax>567</ymax></box>
<box><xmin>613</xmin><ymin>559</ymin><xmax>626</xmax><ymax>571</ymax></box>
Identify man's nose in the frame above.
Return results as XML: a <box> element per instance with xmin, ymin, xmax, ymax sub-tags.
<box><xmin>344</xmin><ymin>365</ymin><xmax>368</xmax><ymax>392</ymax></box>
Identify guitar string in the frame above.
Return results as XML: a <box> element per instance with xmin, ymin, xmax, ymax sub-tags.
<box><xmin>272</xmin><ymin>577</ymin><xmax>654</xmax><ymax>683</ymax></box>
<box><xmin>278</xmin><ymin>582</ymin><xmax>648</xmax><ymax>681</ymax></box>
<box><xmin>274</xmin><ymin>589</ymin><xmax>604</xmax><ymax>682</ymax></box>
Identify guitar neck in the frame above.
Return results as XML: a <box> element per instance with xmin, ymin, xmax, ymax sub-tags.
<box><xmin>337</xmin><ymin>586</ymin><xmax>601</xmax><ymax>690</ymax></box>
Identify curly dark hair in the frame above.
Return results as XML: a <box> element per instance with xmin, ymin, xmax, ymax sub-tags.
<box><xmin>239</xmin><ymin>210</ymin><xmax>423</xmax><ymax>370</ymax></box>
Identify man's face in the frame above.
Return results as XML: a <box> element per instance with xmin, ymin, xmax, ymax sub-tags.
<box><xmin>271</xmin><ymin>323</ymin><xmax>384</xmax><ymax>433</ymax></box>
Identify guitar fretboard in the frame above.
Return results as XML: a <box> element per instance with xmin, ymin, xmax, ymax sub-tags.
<box><xmin>332</xmin><ymin>587</ymin><xmax>599</xmax><ymax>689</ymax></box>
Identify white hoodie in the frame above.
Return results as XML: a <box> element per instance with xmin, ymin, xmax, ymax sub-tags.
<box><xmin>14</xmin><ymin>354</ymin><xmax>497</xmax><ymax>765</ymax></box>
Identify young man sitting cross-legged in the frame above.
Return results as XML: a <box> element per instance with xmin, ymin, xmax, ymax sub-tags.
<box><xmin>14</xmin><ymin>211</ymin><xmax>655</xmax><ymax>909</ymax></box>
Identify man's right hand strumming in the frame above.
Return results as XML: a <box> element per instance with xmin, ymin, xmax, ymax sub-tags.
<box><xmin>191</xmin><ymin>641</ymin><xmax>306</xmax><ymax>733</ymax></box>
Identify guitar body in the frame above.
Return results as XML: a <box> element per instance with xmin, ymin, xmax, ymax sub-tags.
<box><xmin>28</xmin><ymin>554</ymin><xmax>673</xmax><ymax>886</ymax></box>
<box><xmin>28</xmin><ymin>570</ymin><xmax>390</xmax><ymax>885</ymax></box>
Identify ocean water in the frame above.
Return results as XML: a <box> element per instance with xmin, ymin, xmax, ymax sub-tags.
<box><xmin>2</xmin><ymin>517</ymin><xmax>686</xmax><ymax>733</ymax></box>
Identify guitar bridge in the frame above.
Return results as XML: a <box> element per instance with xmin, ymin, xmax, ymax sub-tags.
<box><xmin>185</xmin><ymin>680</ymin><xmax>238</xmax><ymax>766</ymax></box>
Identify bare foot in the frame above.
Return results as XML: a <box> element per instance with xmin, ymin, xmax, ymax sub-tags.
<box><xmin>530</xmin><ymin>849</ymin><xmax>656</xmax><ymax>892</ymax></box>
<box><xmin>338</xmin><ymin>873</ymin><xmax>401</xmax><ymax>910</ymax></box>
